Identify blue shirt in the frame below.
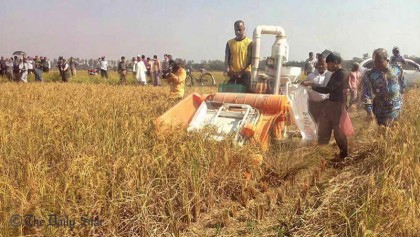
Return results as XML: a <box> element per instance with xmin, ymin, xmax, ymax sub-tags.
<box><xmin>390</xmin><ymin>54</ymin><xmax>406</xmax><ymax>65</ymax></box>
<box><xmin>362</xmin><ymin>64</ymin><xmax>406</xmax><ymax>118</ymax></box>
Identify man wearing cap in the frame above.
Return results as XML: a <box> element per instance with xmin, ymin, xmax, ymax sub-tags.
<box><xmin>302</xmin><ymin>52</ymin><xmax>349</xmax><ymax>161</ymax></box>
<box><xmin>362</xmin><ymin>48</ymin><xmax>406</xmax><ymax>126</ymax></box>
<box><xmin>390</xmin><ymin>46</ymin><xmax>406</xmax><ymax>65</ymax></box>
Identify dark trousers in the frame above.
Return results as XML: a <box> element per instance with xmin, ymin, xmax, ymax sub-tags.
<box><xmin>318</xmin><ymin>101</ymin><xmax>348</xmax><ymax>157</ymax></box>
<box><xmin>100</xmin><ymin>69</ymin><xmax>108</xmax><ymax>79</ymax></box>
<box><xmin>309</xmin><ymin>100</ymin><xmax>327</xmax><ymax>125</ymax></box>
<box><xmin>227</xmin><ymin>72</ymin><xmax>251</xmax><ymax>93</ymax></box>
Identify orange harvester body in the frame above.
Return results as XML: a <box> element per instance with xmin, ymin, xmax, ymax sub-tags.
<box><xmin>156</xmin><ymin>92</ymin><xmax>290</xmax><ymax>149</ymax></box>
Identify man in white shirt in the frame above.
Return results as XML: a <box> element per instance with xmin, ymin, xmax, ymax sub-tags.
<box><xmin>302</xmin><ymin>55</ymin><xmax>332</xmax><ymax>124</ymax></box>
<box><xmin>27</xmin><ymin>57</ymin><xmax>34</xmax><ymax>76</ymax></box>
<box><xmin>19</xmin><ymin>58</ymin><xmax>30</xmax><ymax>83</ymax></box>
<box><xmin>135</xmin><ymin>55</ymin><xmax>147</xmax><ymax>85</ymax></box>
<box><xmin>100</xmin><ymin>56</ymin><xmax>108</xmax><ymax>79</ymax></box>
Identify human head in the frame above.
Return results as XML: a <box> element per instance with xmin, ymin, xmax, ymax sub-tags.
<box><xmin>164</xmin><ymin>54</ymin><xmax>168</xmax><ymax>59</ymax></box>
<box><xmin>101</xmin><ymin>56</ymin><xmax>105</xmax><ymax>61</ymax></box>
<box><xmin>351</xmin><ymin>62</ymin><xmax>359</xmax><ymax>72</ymax></box>
<box><xmin>316</xmin><ymin>53</ymin><xmax>320</xmax><ymax>60</ymax></box>
<box><xmin>309</xmin><ymin>52</ymin><xmax>314</xmax><ymax>58</ymax></box>
<box><xmin>373</xmin><ymin>48</ymin><xmax>389</xmax><ymax>71</ymax></box>
<box><xmin>172</xmin><ymin>62</ymin><xmax>183</xmax><ymax>72</ymax></box>
<box><xmin>316</xmin><ymin>55</ymin><xmax>327</xmax><ymax>74</ymax></box>
<box><xmin>141</xmin><ymin>55</ymin><xmax>145</xmax><ymax>59</ymax></box>
<box><xmin>234</xmin><ymin>20</ymin><xmax>246</xmax><ymax>40</ymax></box>
<box><xmin>392</xmin><ymin>46</ymin><xmax>399</xmax><ymax>56</ymax></box>
<box><xmin>326</xmin><ymin>52</ymin><xmax>342</xmax><ymax>72</ymax></box>
<box><xmin>121</xmin><ymin>56</ymin><xmax>125</xmax><ymax>61</ymax></box>
<box><xmin>169</xmin><ymin>59</ymin><xmax>175</xmax><ymax>65</ymax></box>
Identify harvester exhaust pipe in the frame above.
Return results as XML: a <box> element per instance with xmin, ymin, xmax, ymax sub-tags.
<box><xmin>252</xmin><ymin>25</ymin><xmax>288</xmax><ymax>95</ymax></box>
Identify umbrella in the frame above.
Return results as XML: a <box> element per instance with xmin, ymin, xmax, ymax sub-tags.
<box><xmin>12</xmin><ymin>51</ymin><xmax>27</xmax><ymax>56</ymax></box>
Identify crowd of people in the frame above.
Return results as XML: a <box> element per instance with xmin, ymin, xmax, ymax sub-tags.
<box><xmin>0</xmin><ymin>53</ymin><xmax>187</xmax><ymax>99</ymax></box>
<box><xmin>225</xmin><ymin>20</ymin><xmax>408</xmax><ymax>162</ymax></box>
<box><xmin>300</xmin><ymin>48</ymin><xmax>406</xmax><ymax>162</ymax></box>
<box><xmin>116</xmin><ymin>53</ymin><xmax>185</xmax><ymax>98</ymax></box>
<box><xmin>0</xmin><ymin>55</ymin><xmax>51</xmax><ymax>83</ymax></box>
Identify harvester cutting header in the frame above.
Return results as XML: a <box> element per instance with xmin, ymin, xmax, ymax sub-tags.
<box><xmin>157</xmin><ymin>25</ymin><xmax>316</xmax><ymax>149</ymax></box>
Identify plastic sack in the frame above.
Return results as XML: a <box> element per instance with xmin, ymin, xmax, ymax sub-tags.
<box><xmin>288</xmin><ymin>85</ymin><xmax>317</xmax><ymax>141</ymax></box>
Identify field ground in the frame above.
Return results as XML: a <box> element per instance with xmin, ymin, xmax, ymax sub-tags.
<box><xmin>0</xmin><ymin>71</ymin><xmax>419</xmax><ymax>236</ymax></box>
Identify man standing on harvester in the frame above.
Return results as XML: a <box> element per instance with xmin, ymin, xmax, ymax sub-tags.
<box><xmin>225</xmin><ymin>20</ymin><xmax>253</xmax><ymax>93</ymax></box>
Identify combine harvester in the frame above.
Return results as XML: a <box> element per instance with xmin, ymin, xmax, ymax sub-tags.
<box><xmin>157</xmin><ymin>25</ymin><xmax>316</xmax><ymax>149</ymax></box>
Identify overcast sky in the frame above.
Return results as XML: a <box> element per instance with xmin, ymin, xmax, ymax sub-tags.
<box><xmin>0</xmin><ymin>0</ymin><xmax>419</xmax><ymax>62</ymax></box>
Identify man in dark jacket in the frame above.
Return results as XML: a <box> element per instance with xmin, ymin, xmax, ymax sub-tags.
<box><xmin>302</xmin><ymin>52</ymin><xmax>349</xmax><ymax>161</ymax></box>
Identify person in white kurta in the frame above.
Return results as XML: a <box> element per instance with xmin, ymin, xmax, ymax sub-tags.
<box><xmin>135</xmin><ymin>57</ymin><xmax>147</xmax><ymax>85</ymax></box>
<box><xmin>19</xmin><ymin>59</ymin><xmax>29</xmax><ymax>83</ymax></box>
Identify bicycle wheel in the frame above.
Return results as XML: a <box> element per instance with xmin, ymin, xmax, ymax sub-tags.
<box><xmin>185</xmin><ymin>73</ymin><xmax>195</xmax><ymax>87</ymax></box>
<box><xmin>199</xmin><ymin>73</ymin><xmax>216</xmax><ymax>87</ymax></box>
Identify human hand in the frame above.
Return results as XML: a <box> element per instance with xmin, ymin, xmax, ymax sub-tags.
<box><xmin>301</xmin><ymin>81</ymin><xmax>313</xmax><ymax>87</ymax></box>
<box><xmin>227</xmin><ymin>70</ymin><xmax>235</xmax><ymax>78</ymax></box>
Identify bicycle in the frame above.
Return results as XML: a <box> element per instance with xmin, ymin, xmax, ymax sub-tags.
<box><xmin>185</xmin><ymin>68</ymin><xmax>216</xmax><ymax>87</ymax></box>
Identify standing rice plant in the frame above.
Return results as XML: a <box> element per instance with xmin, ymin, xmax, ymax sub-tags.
<box><xmin>0</xmin><ymin>83</ymin><xmax>263</xmax><ymax>236</ymax></box>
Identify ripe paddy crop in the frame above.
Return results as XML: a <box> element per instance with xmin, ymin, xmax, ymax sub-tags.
<box><xmin>0</xmin><ymin>73</ymin><xmax>418</xmax><ymax>236</ymax></box>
